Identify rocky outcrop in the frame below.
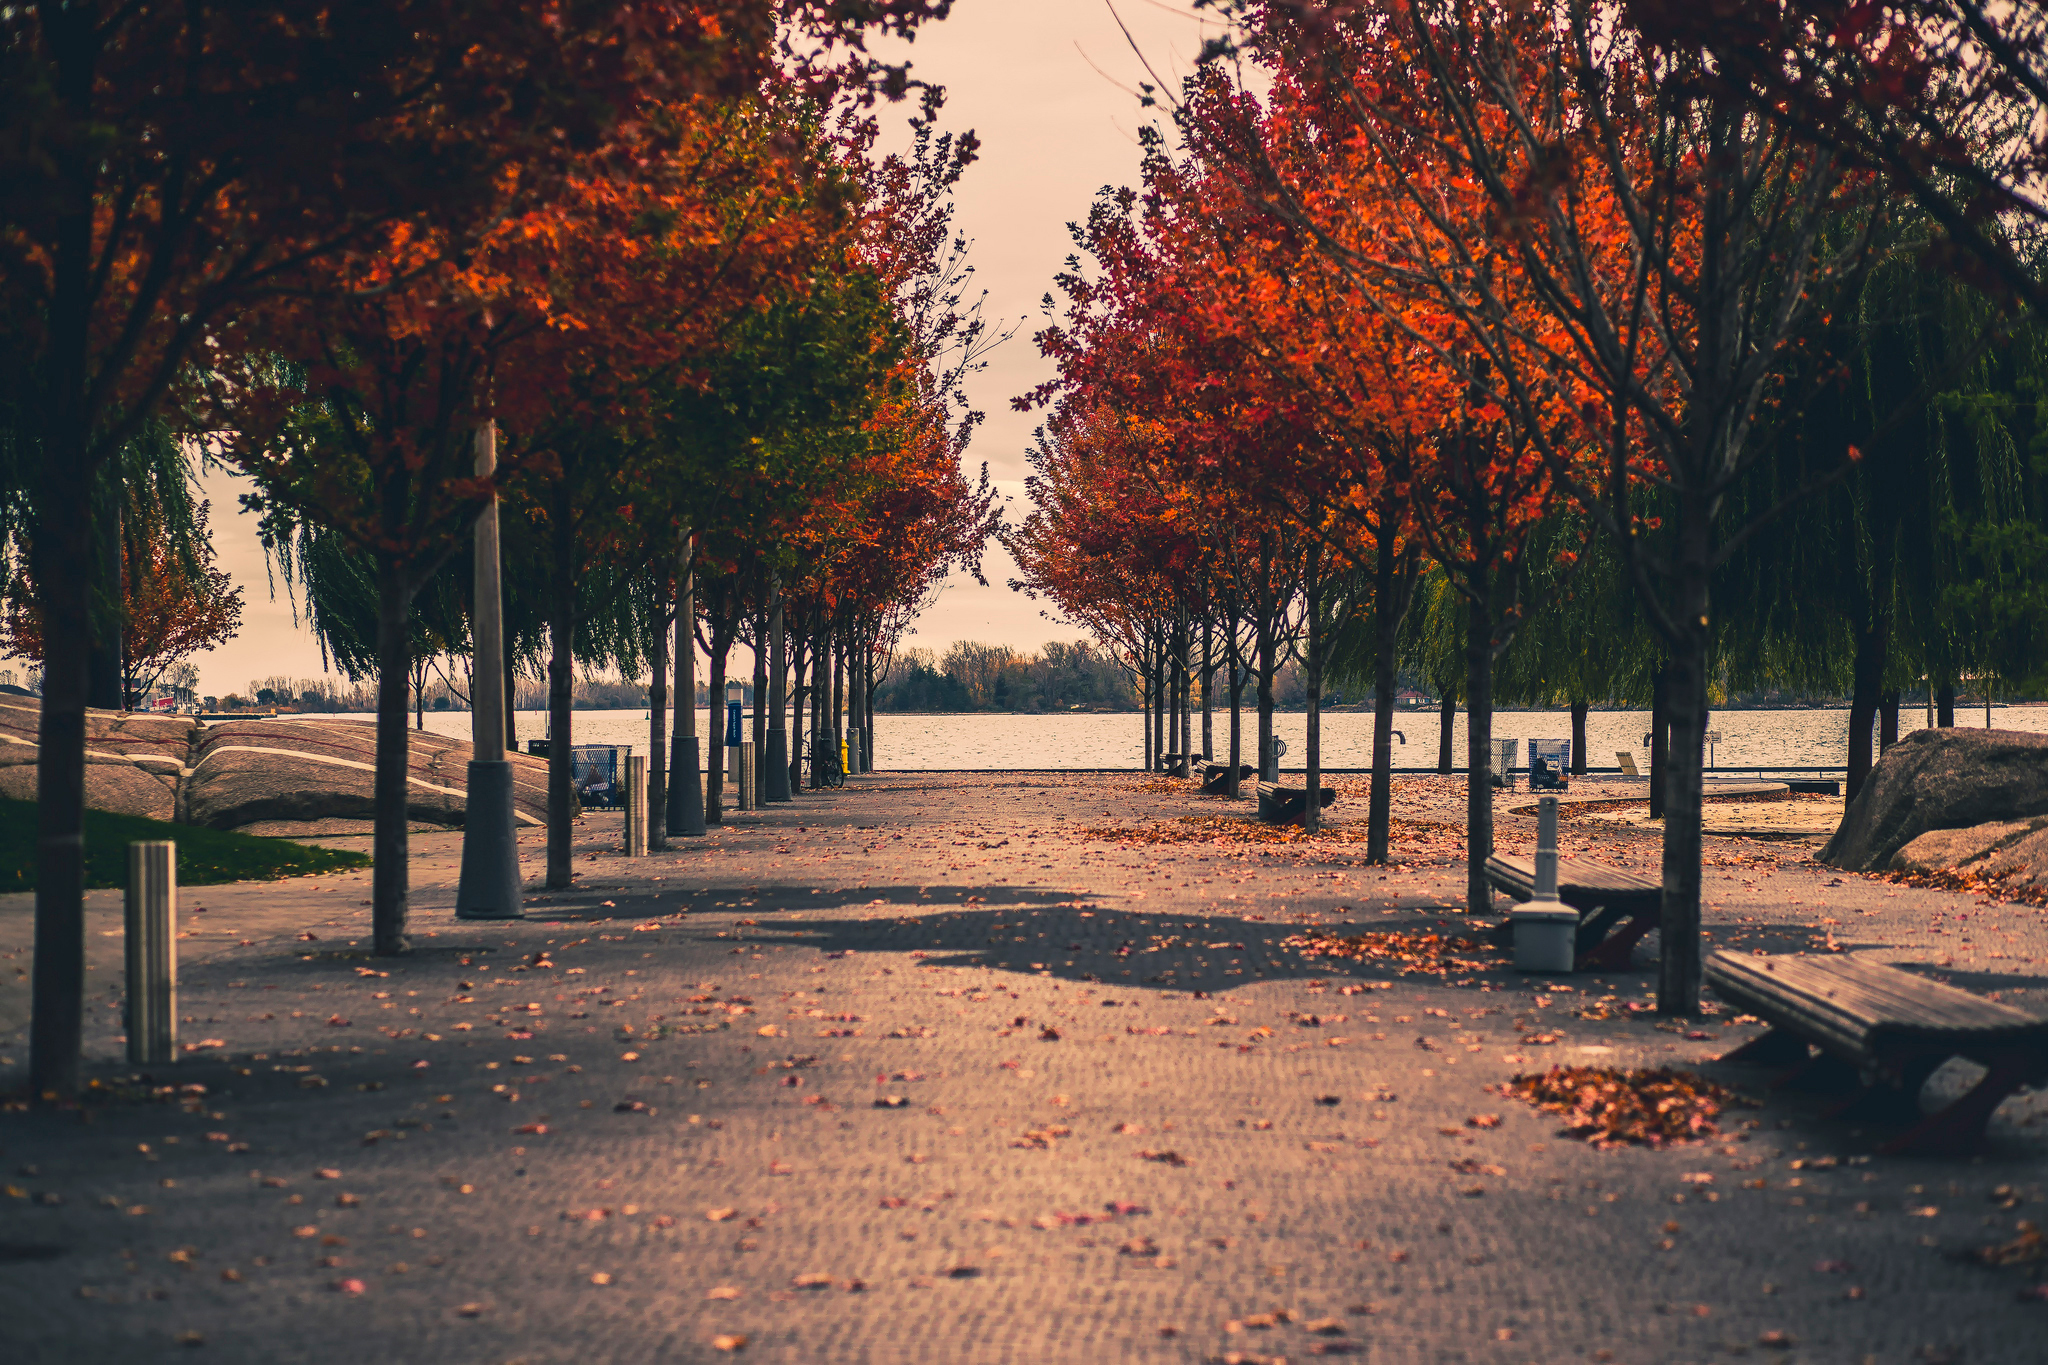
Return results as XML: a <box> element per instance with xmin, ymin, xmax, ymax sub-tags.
<box><xmin>0</xmin><ymin>698</ymin><xmax>193</xmax><ymax>821</ymax></box>
<box><xmin>1888</xmin><ymin>815</ymin><xmax>2048</xmax><ymax>890</ymax></box>
<box><xmin>0</xmin><ymin>702</ymin><xmax>548</xmax><ymax>832</ymax></box>
<box><xmin>1821</xmin><ymin>728</ymin><xmax>2048</xmax><ymax>872</ymax></box>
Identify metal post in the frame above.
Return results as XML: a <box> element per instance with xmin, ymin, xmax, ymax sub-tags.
<box><xmin>765</xmin><ymin>570</ymin><xmax>792</xmax><ymax>802</ymax></box>
<box><xmin>624</xmin><ymin>755</ymin><xmax>647</xmax><ymax>856</ymax></box>
<box><xmin>846</xmin><ymin>727</ymin><xmax>862</xmax><ymax>776</ymax></box>
<box><xmin>125</xmin><ymin>841</ymin><xmax>176</xmax><ymax>1066</ymax></box>
<box><xmin>457</xmin><ymin>419</ymin><xmax>522</xmax><ymax>920</ymax></box>
<box><xmin>737</xmin><ymin>742</ymin><xmax>757</xmax><ymax>812</ymax></box>
<box><xmin>1512</xmin><ymin>796</ymin><xmax>1576</xmax><ymax>973</ymax></box>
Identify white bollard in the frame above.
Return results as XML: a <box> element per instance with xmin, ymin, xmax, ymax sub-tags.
<box><xmin>737</xmin><ymin>742</ymin><xmax>758</xmax><ymax>812</ymax></box>
<box><xmin>846</xmin><ymin>728</ymin><xmax>862</xmax><ymax>776</ymax></box>
<box><xmin>1513</xmin><ymin>796</ymin><xmax>1578</xmax><ymax>973</ymax></box>
<box><xmin>125</xmin><ymin>841</ymin><xmax>178</xmax><ymax>1066</ymax></box>
<box><xmin>623</xmin><ymin>754</ymin><xmax>647</xmax><ymax>857</ymax></box>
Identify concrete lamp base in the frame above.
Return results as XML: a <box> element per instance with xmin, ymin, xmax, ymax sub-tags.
<box><xmin>455</xmin><ymin>760</ymin><xmax>523</xmax><ymax>920</ymax></box>
<box><xmin>1511</xmin><ymin>904</ymin><xmax>1578</xmax><ymax>973</ymax></box>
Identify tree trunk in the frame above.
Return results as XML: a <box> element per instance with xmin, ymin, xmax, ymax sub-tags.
<box><xmin>1846</xmin><ymin>615</ymin><xmax>1888</xmax><ymax>804</ymax></box>
<box><xmin>1649</xmin><ymin>664</ymin><xmax>1669</xmax><ymax>820</ymax></box>
<box><xmin>88</xmin><ymin>478</ymin><xmax>122</xmax><ymax>711</ymax></box>
<box><xmin>1369</xmin><ymin>538</ymin><xmax>1418</xmax><ymax>865</ymax></box>
<box><xmin>373</xmin><ymin>555</ymin><xmax>415</xmax><ymax>953</ymax></box>
<box><xmin>831</xmin><ymin>627</ymin><xmax>846</xmax><ymax>768</ymax></box>
<box><xmin>788</xmin><ymin>618</ymin><xmax>808</xmax><ymax>794</ymax></box>
<box><xmin>668</xmin><ymin>537</ymin><xmax>702</xmax><ymax>838</ymax></box>
<box><xmin>545</xmin><ymin>483</ymin><xmax>576</xmax><ymax>890</ymax></box>
<box><xmin>1464</xmin><ymin>593</ymin><xmax>1494</xmax><ymax>915</ymax></box>
<box><xmin>1658</xmin><ymin>534</ymin><xmax>1714</xmax><ymax>1017</ymax></box>
<box><xmin>28</xmin><ymin>455</ymin><xmax>94</xmax><ymax>1096</ymax></box>
<box><xmin>1570</xmin><ymin>701</ymin><xmax>1589</xmax><ymax>775</ymax></box>
<box><xmin>1225</xmin><ymin>635</ymin><xmax>1245</xmax><ymax>796</ymax></box>
<box><xmin>1879</xmin><ymin>687</ymin><xmax>1900</xmax><ymax>753</ymax></box>
<box><xmin>1257</xmin><ymin>610</ymin><xmax>1278</xmax><ymax>783</ymax></box>
<box><xmin>1140</xmin><ymin>639</ymin><xmax>1153</xmax><ymax>771</ymax></box>
<box><xmin>1437</xmin><ymin>696</ymin><xmax>1455</xmax><ymax>773</ymax></box>
<box><xmin>504</xmin><ymin>636</ymin><xmax>518</xmax><ymax>752</ymax></box>
<box><xmin>648</xmin><ymin>567</ymin><xmax>669</xmax><ymax>851</ymax></box>
<box><xmin>1304</xmin><ymin>548</ymin><xmax>1324</xmax><ymax>834</ymax></box>
<box><xmin>1937</xmin><ymin>681</ymin><xmax>1956</xmax><ymax>727</ymax></box>
<box><xmin>750</xmin><ymin>593</ymin><xmax>768</xmax><ymax>807</ymax></box>
<box><xmin>1196</xmin><ymin>617</ymin><xmax>1211</xmax><ymax>760</ymax></box>
<box><xmin>1155</xmin><ymin>638</ymin><xmax>1171</xmax><ymax>769</ymax></box>
<box><xmin>705</xmin><ymin>636</ymin><xmax>728</xmax><ymax>825</ymax></box>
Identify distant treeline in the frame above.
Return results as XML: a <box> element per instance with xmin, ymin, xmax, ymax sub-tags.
<box><xmin>874</xmin><ymin>641</ymin><xmax>1142</xmax><ymax>712</ymax></box>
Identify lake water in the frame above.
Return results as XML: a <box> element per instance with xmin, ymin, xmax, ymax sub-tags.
<box><xmin>301</xmin><ymin>702</ymin><xmax>2048</xmax><ymax>772</ymax></box>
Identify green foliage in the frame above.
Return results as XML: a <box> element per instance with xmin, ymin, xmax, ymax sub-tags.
<box><xmin>872</xmin><ymin>640</ymin><xmax>1136</xmax><ymax>712</ymax></box>
<box><xmin>0</xmin><ymin>798</ymin><xmax>369</xmax><ymax>891</ymax></box>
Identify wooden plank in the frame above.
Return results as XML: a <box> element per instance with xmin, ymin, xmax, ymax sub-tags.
<box><xmin>1488</xmin><ymin>854</ymin><xmax>1659</xmax><ymax>899</ymax></box>
<box><xmin>1715</xmin><ymin>953</ymin><xmax>2036</xmax><ymax>1033</ymax></box>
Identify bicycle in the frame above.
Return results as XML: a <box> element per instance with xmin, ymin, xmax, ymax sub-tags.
<box><xmin>808</xmin><ymin>737</ymin><xmax>845</xmax><ymax>789</ymax></box>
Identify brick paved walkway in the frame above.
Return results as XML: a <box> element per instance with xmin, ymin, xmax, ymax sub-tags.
<box><xmin>3</xmin><ymin>773</ymin><xmax>2046</xmax><ymax>1363</ymax></box>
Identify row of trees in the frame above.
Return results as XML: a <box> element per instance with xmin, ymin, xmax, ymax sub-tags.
<box><xmin>2</xmin><ymin>2</ymin><xmax>982</xmax><ymax>1096</ymax></box>
<box><xmin>1012</xmin><ymin>0</ymin><xmax>2048</xmax><ymax>1016</ymax></box>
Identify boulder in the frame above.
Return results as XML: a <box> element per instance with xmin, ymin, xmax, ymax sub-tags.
<box><xmin>1888</xmin><ymin>816</ymin><xmax>2048</xmax><ymax>873</ymax></box>
<box><xmin>185</xmin><ymin>718</ymin><xmax>548</xmax><ymax>831</ymax></box>
<box><xmin>0</xmin><ymin>697</ymin><xmax>193</xmax><ymax>821</ymax></box>
<box><xmin>0</xmin><ymin>699</ymin><xmax>549</xmax><ymax>833</ymax></box>
<box><xmin>1821</xmin><ymin>728</ymin><xmax>2048</xmax><ymax>872</ymax></box>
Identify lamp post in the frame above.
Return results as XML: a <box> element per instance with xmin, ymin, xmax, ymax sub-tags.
<box><xmin>456</xmin><ymin>420</ymin><xmax>522</xmax><ymax>920</ymax></box>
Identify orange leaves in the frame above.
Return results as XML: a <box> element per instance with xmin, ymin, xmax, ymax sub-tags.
<box><xmin>1497</xmin><ymin>1066</ymin><xmax>1743</xmax><ymax>1149</ymax></box>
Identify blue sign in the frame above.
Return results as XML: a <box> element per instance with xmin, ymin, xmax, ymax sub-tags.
<box><xmin>725</xmin><ymin>700</ymin><xmax>743</xmax><ymax>745</ymax></box>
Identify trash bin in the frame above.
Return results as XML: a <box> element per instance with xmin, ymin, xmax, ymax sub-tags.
<box><xmin>569</xmin><ymin>744</ymin><xmax>628</xmax><ymax>809</ymax></box>
<box><xmin>1490</xmin><ymin>737</ymin><xmax>1519</xmax><ymax>789</ymax></box>
<box><xmin>1528</xmin><ymin>739</ymin><xmax>1570</xmax><ymax>791</ymax></box>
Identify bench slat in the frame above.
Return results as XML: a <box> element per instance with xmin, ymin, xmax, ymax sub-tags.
<box><xmin>1708</xmin><ymin>951</ymin><xmax>2042</xmax><ymax>1043</ymax></box>
<box><xmin>1486</xmin><ymin>854</ymin><xmax>1659</xmax><ymax>899</ymax></box>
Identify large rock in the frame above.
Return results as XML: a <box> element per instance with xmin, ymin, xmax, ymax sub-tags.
<box><xmin>1888</xmin><ymin>816</ymin><xmax>2048</xmax><ymax>873</ymax></box>
<box><xmin>1821</xmin><ymin>728</ymin><xmax>2048</xmax><ymax>871</ymax></box>
<box><xmin>185</xmin><ymin>718</ymin><xmax>548</xmax><ymax>831</ymax></box>
<box><xmin>0</xmin><ymin>697</ymin><xmax>193</xmax><ymax>821</ymax></box>
<box><xmin>0</xmin><ymin>700</ymin><xmax>548</xmax><ymax>833</ymax></box>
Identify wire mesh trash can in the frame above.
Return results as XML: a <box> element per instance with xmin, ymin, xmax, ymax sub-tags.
<box><xmin>569</xmin><ymin>744</ymin><xmax>629</xmax><ymax>808</ymax></box>
<box><xmin>1489</xmin><ymin>737</ymin><xmax>1520</xmax><ymax>789</ymax></box>
<box><xmin>1528</xmin><ymin>739</ymin><xmax>1570</xmax><ymax>791</ymax></box>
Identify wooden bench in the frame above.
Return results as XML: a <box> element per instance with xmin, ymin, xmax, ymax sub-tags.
<box><xmin>1256</xmin><ymin>781</ymin><xmax>1336</xmax><ymax>824</ymax></box>
<box><xmin>1705</xmin><ymin>950</ymin><xmax>2048</xmax><ymax>1155</ymax></box>
<box><xmin>1483</xmin><ymin>854</ymin><xmax>1661</xmax><ymax>971</ymax></box>
<box><xmin>1202</xmin><ymin>762</ymin><xmax>1255</xmax><ymax>795</ymax></box>
<box><xmin>1158</xmin><ymin>751</ymin><xmax>1196</xmax><ymax>778</ymax></box>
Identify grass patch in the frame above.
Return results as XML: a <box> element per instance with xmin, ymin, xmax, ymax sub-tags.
<box><xmin>1</xmin><ymin>797</ymin><xmax>369</xmax><ymax>891</ymax></box>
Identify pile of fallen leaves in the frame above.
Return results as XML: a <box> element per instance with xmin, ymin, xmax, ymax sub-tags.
<box><xmin>1069</xmin><ymin>815</ymin><xmax>1462</xmax><ymax>856</ymax></box>
<box><xmin>1497</xmin><ymin>1066</ymin><xmax>1741</xmax><ymax>1148</ymax></box>
<box><xmin>1281</xmin><ymin>928</ymin><xmax>1506</xmax><ymax>978</ymax></box>
<box><xmin>1886</xmin><ymin>865</ymin><xmax>2048</xmax><ymax>909</ymax></box>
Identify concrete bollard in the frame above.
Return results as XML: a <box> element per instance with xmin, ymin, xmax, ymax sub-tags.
<box><xmin>125</xmin><ymin>841</ymin><xmax>178</xmax><ymax>1066</ymax></box>
<box><xmin>846</xmin><ymin>728</ymin><xmax>862</xmax><ymax>776</ymax></box>
<box><xmin>1513</xmin><ymin>796</ymin><xmax>1577</xmax><ymax>973</ymax></box>
<box><xmin>737</xmin><ymin>742</ymin><xmax>758</xmax><ymax>812</ymax></box>
<box><xmin>623</xmin><ymin>754</ymin><xmax>648</xmax><ymax>857</ymax></box>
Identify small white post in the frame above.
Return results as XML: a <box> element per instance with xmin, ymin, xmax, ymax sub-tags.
<box><xmin>737</xmin><ymin>742</ymin><xmax>758</xmax><ymax>812</ymax></box>
<box><xmin>623</xmin><ymin>754</ymin><xmax>647</xmax><ymax>857</ymax></box>
<box><xmin>125</xmin><ymin>841</ymin><xmax>177</xmax><ymax>1066</ymax></box>
<box><xmin>1513</xmin><ymin>796</ymin><xmax>1577</xmax><ymax>973</ymax></box>
<box><xmin>846</xmin><ymin>727</ymin><xmax>862</xmax><ymax>776</ymax></box>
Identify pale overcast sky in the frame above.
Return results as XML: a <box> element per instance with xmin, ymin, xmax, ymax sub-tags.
<box><xmin>19</xmin><ymin>2</ymin><xmax>1226</xmax><ymax>699</ymax></box>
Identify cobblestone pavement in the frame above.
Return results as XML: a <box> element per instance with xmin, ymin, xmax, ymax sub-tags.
<box><xmin>4</xmin><ymin>772</ymin><xmax>2048</xmax><ymax>1364</ymax></box>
